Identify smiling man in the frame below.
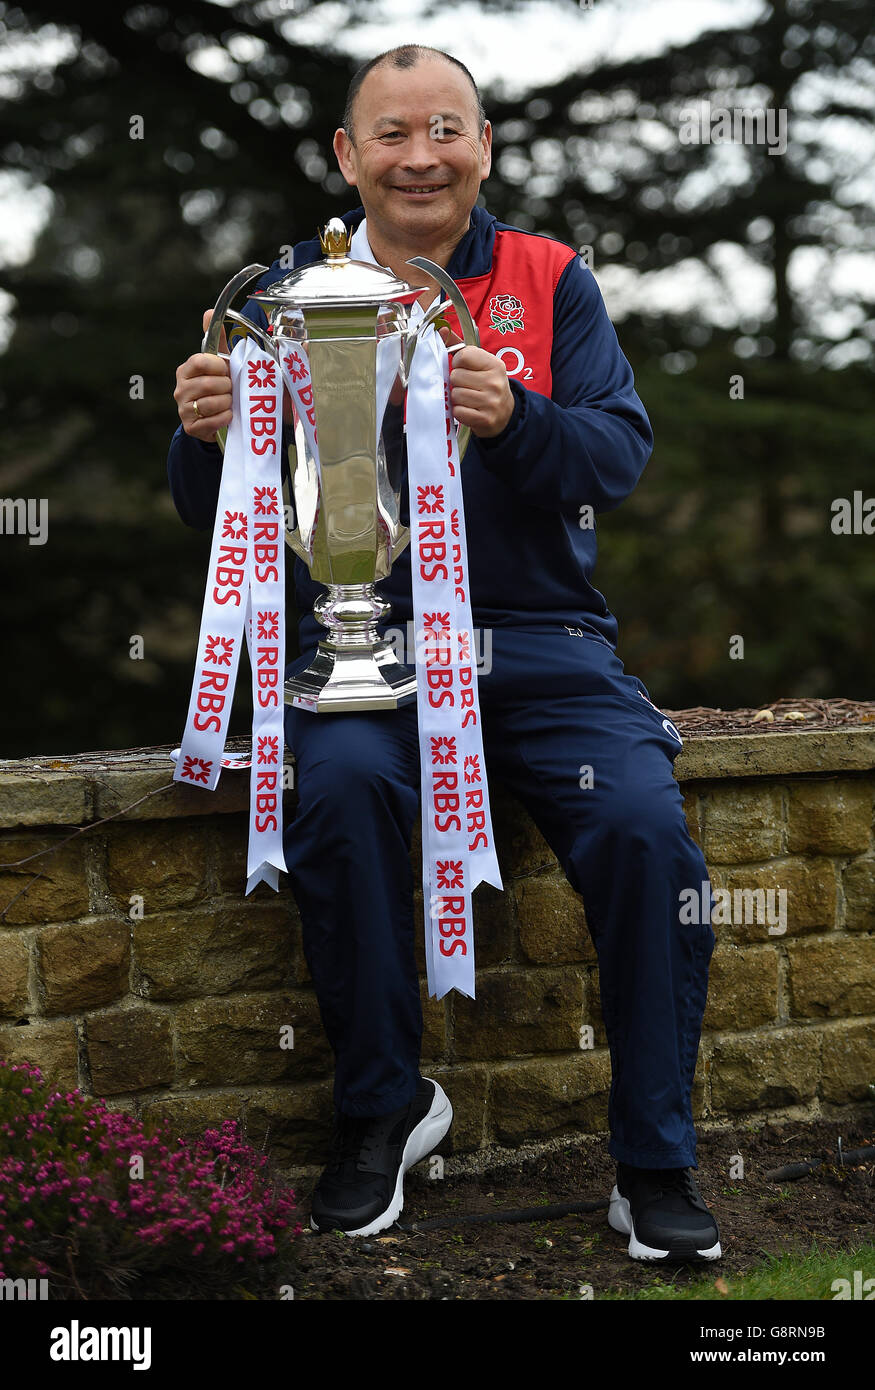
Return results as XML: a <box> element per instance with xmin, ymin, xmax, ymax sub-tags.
<box><xmin>168</xmin><ymin>45</ymin><xmax>722</xmax><ymax>1264</ymax></box>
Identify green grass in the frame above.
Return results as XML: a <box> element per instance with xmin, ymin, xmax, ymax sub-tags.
<box><xmin>598</xmin><ymin>1244</ymin><xmax>875</xmax><ymax>1301</ymax></box>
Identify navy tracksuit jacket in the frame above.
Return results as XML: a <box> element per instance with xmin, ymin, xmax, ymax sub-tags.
<box><xmin>168</xmin><ymin>205</ymin><xmax>715</xmax><ymax>1169</ymax></box>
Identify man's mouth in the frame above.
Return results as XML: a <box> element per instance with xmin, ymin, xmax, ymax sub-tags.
<box><xmin>393</xmin><ymin>184</ymin><xmax>448</xmax><ymax>196</ymax></box>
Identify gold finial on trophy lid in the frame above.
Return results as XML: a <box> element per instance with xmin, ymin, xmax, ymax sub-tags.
<box><xmin>319</xmin><ymin>218</ymin><xmax>352</xmax><ymax>259</ymax></box>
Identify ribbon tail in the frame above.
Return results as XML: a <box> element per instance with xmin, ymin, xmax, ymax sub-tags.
<box><xmin>245</xmin><ymin>862</ymin><xmax>281</xmax><ymax>895</ymax></box>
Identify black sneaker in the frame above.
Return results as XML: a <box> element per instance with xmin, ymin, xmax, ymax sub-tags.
<box><xmin>608</xmin><ymin>1163</ymin><xmax>722</xmax><ymax>1261</ymax></box>
<box><xmin>309</xmin><ymin>1077</ymin><xmax>452</xmax><ymax>1236</ymax></box>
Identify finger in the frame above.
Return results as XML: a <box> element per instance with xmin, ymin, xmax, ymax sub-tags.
<box><xmin>450</xmin><ymin>389</ymin><xmax>492</xmax><ymax>411</ymax></box>
<box><xmin>181</xmin><ymin>412</ymin><xmax>233</xmax><ymax>442</ymax></box>
<box><xmin>202</xmin><ymin>309</ymin><xmax>229</xmax><ymax>356</ymax></box>
<box><xmin>177</xmin><ymin>373</ymin><xmax>233</xmax><ymax>400</ymax></box>
<box><xmin>450</xmin><ymin>365</ymin><xmax>498</xmax><ymax>389</ymax></box>
<box><xmin>449</xmin><ymin>348</ymin><xmax>494</xmax><ymax>374</ymax></box>
<box><xmin>184</xmin><ymin>391</ymin><xmax>231</xmax><ymax>420</ymax></box>
<box><xmin>181</xmin><ymin>353</ymin><xmax>231</xmax><ymax>379</ymax></box>
<box><xmin>438</xmin><ymin>323</ymin><xmax>463</xmax><ymax>348</ymax></box>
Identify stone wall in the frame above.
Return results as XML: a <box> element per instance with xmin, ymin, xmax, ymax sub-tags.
<box><xmin>0</xmin><ymin>726</ymin><xmax>873</xmax><ymax>1174</ymax></box>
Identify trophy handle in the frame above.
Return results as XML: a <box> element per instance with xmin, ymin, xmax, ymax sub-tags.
<box><xmin>201</xmin><ymin>263</ymin><xmax>269</xmax><ymax>455</ymax></box>
<box><xmin>404</xmin><ymin>256</ymin><xmax>480</xmax><ymax>463</ymax></box>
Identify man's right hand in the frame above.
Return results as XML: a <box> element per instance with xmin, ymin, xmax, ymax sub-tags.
<box><xmin>173</xmin><ymin>310</ymin><xmax>232</xmax><ymax>442</ymax></box>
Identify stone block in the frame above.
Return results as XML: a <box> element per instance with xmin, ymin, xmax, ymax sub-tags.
<box><xmin>0</xmin><ymin>933</ymin><xmax>30</xmax><ymax>1017</ymax></box>
<box><xmin>787</xmin><ymin>779</ymin><xmax>872</xmax><ymax>856</ymax></box>
<box><xmin>701</xmin><ymin>784</ymin><xmax>784</xmax><ymax>864</ymax></box>
<box><xmin>132</xmin><ymin>903</ymin><xmax>294</xmax><ymax>1001</ymax></box>
<box><xmin>0</xmin><ymin>771</ymin><xmax>92</xmax><ymax>829</ymax></box>
<box><xmin>429</xmin><ymin>1065</ymin><xmax>488</xmax><ymax>1154</ymax></box>
<box><xmin>141</xmin><ymin>1080</ymin><xmax>334</xmax><ymax>1167</ymax></box>
<box><xmin>710</xmin><ymin>1028</ymin><xmax>821</xmax><ymax>1113</ymax></box>
<box><xmin>514</xmin><ymin>874</ymin><xmax>596</xmax><ymax>964</ymax></box>
<box><xmin>708</xmin><ymin>858</ymin><xmax>836</xmax><ymax>943</ymax></box>
<box><xmin>786</xmin><ymin>936</ymin><xmax>875</xmax><ymax>1019</ymax></box>
<box><xmin>37</xmin><ymin>920</ymin><xmax>130</xmax><ymax>1014</ymax></box>
<box><xmin>488</xmin><ymin>1052</ymin><xmax>613</xmax><ymax>1146</ymax></box>
<box><xmin>820</xmin><ymin>1022</ymin><xmax>875</xmax><ymax>1104</ymax></box>
<box><xmin>0</xmin><ymin>1019</ymin><xmax>79</xmax><ymax>1091</ymax></box>
<box><xmin>454</xmin><ymin>968</ymin><xmax>584</xmax><ymax>1060</ymax></box>
<box><xmin>86</xmin><ymin>1006</ymin><xmax>173</xmax><ymax>1094</ymax></box>
<box><xmin>105</xmin><ymin>821</ymin><xmax>208</xmax><ymax>911</ymax></box>
<box><xmin>842</xmin><ymin>855</ymin><xmax>875</xmax><ymax>932</ymax></box>
<box><xmin>175</xmin><ymin>990</ymin><xmax>332</xmax><ymax>1086</ymax></box>
<box><xmin>0</xmin><ymin>835</ymin><xmax>89</xmax><ymax>925</ymax></box>
<box><xmin>703</xmin><ymin>946</ymin><xmax>779</xmax><ymax>1032</ymax></box>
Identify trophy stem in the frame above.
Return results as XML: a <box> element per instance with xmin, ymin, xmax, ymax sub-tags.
<box><xmin>314</xmin><ymin>583</ymin><xmax>390</xmax><ymax>646</ymax></box>
<box><xmin>285</xmin><ymin>583</ymin><xmax>418</xmax><ymax>712</ymax></box>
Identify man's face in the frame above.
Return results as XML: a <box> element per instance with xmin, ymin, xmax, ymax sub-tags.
<box><xmin>333</xmin><ymin>58</ymin><xmax>491</xmax><ymax>247</ymax></box>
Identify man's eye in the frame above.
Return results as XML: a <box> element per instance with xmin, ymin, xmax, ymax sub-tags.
<box><xmin>380</xmin><ymin>131</ymin><xmax>403</xmax><ymax>140</ymax></box>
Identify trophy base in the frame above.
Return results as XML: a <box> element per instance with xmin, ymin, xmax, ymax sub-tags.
<box><xmin>284</xmin><ymin>638</ymin><xmax>418</xmax><ymax>713</ymax></box>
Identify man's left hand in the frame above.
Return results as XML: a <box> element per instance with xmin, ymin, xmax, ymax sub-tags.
<box><xmin>439</xmin><ymin>325</ymin><xmax>515</xmax><ymax>439</ymax></box>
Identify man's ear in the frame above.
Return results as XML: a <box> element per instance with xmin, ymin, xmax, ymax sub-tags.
<box><xmin>333</xmin><ymin>128</ymin><xmax>358</xmax><ymax>187</ymax></box>
<box><xmin>479</xmin><ymin>120</ymin><xmax>493</xmax><ymax>182</ymax></box>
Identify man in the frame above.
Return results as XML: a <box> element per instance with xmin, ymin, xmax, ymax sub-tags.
<box><xmin>168</xmin><ymin>45</ymin><xmax>721</xmax><ymax>1261</ymax></box>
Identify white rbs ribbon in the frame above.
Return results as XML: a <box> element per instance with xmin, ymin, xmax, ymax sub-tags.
<box><xmin>406</xmin><ymin>325</ymin><xmax>503</xmax><ymax>999</ymax></box>
<box><xmin>174</xmin><ymin>337</ymin><xmax>286</xmax><ymax>894</ymax></box>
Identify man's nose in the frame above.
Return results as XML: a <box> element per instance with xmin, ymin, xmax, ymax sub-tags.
<box><xmin>400</xmin><ymin>131</ymin><xmax>441</xmax><ymax>169</ymax></box>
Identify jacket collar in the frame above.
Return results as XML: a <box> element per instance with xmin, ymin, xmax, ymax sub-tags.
<box><xmin>339</xmin><ymin>203</ymin><xmax>497</xmax><ymax>280</ymax></box>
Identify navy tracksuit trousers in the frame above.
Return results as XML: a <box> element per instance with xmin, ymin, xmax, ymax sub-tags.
<box><xmin>282</xmin><ymin>624</ymin><xmax>715</xmax><ymax>1170</ymax></box>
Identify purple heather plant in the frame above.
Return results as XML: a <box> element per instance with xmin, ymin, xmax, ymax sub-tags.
<box><xmin>0</xmin><ymin>1057</ymin><xmax>300</xmax><ymax>1295</ymax></box>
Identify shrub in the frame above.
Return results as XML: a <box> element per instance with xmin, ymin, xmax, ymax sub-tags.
<box><xmin>0</xmin><ymin>1058</ymin><xmax>300</xmax><ymax>1298</ymax></box>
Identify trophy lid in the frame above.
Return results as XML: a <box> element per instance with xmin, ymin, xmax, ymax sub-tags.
<box><xmin>248</xmin><ymin>217</ymin><xmax>421</xmax><ymax>311</ymax></box>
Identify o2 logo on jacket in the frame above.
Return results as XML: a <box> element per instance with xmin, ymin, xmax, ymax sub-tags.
<box><xmin>489</xmin><ymin>294</ymin><xmax>525</xmax><ymax>334</ymax></box>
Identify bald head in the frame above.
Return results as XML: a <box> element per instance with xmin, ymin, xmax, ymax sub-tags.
<box><xmin>343</xmin><ymin>44</ymin><xmax>486</xmax><ymax>145</ymax></box>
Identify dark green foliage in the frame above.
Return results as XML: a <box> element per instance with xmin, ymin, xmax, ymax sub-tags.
<box><xmin>0</xmin><ymin>0</ymin><xmax>872</xmax><ymax>755</ymax></box>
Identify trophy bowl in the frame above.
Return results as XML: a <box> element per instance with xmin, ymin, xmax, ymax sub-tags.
<box><xmin>202</xmin><ymin>218</ymin><xmax>479</xmax><ymax>713</ymax></box>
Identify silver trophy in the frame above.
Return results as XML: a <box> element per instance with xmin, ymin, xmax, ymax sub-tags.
<box><xmin>202</xmin><ymin>218</ymin><xmax>479</xmax><ymax>712</ymax></box>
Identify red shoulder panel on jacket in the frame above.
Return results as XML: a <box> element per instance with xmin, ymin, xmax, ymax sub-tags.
<box><xmin>450</xmin><ymin>228</ymin><xmax>578</xmax><ymax>398</ymax></box>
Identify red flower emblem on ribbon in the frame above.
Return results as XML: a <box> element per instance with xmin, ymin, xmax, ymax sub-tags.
<box><xmin>423</xmin><ymin>611</ymin><xmax>451</xmax><ymax>641</ymax></box>
<box><xmin>253</xmin><ymin>486</ymin><xmax>279</xmax><ymax>515</ymax></box>
<box><xmin>283</xmin><ymin>351</ymin><xmax>308</xmax><ymax>383</ymax></box>
<box><xmin>257</xmin><ymin>734</ymin><xmax>279</xmax><ymax>764</ymax></box>
<box><xmin>222</xmin><ymin>510</ymin><xmax>247</xmax><ymax>540</ymax></box>
<box><xmin>430</xmin><ymin>735</ymin><xmax>457</xmax><ymax>764</ymax></box>
<box><xmin>417</xmin><ymin>484</ymin><xmax>444</xmax><ymax>514</ymax></box>
<box><xmin>464</xmin><ymin>754</ymin><xmax>481</xmax><ymax>784</ymax></box>
<box><xmin>257</xmin><ymin>611</ymin><xmax>280</xmax><ymax>641</ymax></box>
<box><xmin>182</xmin><ymin>755</ymin><xmax>212</xmax><ymax>784</ymax></box>
<box><xmin>457</xmin><ymin>630</ymin><xmax>471</xmax><ymax>661</ymax></box>
<box><xmin>205</xmin><ymin>634</ymin><xmax>234</xmax><ymax>667</ymax></box>
<box><xmin>247</xmin><ymin>358</ymin><xmax>277</xmax><ymax>389</ymax></box>
<box><xmin>436</xmin><ymin>860</ymin><xmax>464</xmax><ymax>890</ymax></box>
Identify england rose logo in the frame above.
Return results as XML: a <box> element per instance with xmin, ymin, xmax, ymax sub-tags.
<box><xmin>489</xmin><ymin>294</ymin><xmax>525</xmax><ymax>334</ymax></box>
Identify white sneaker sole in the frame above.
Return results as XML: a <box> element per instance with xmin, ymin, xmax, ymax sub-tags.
<box><xmin>311</xmin><ymin>1078</ymin><xmax>453</xmax><ymax>1238</ymax></box>
<box><xmin>608</xmin><ymin>1186</ymin><xmax>722</xmax><ymax>1261</ymax></box>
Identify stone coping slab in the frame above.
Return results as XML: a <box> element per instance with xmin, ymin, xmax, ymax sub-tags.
<box><xmin>0</xmin><ymin>726</ymin><xmax>872</xmax><ymax>828</ymax></box>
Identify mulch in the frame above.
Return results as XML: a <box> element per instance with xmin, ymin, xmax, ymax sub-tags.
<box><xmin>285</xmin><ymin>1117</ymin><xmax>875</xmax><ymax>1301</ymax></box>
<box><xmin>663</xmin><ymin>697</ymin><xmax>875</xmax><ymax>739</ymax></box>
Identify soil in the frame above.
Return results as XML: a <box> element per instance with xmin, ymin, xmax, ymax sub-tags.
<box><xmin>285</xmin><ymin>1117</ymin><xmax>875</xmax><ymax>1300</ymax></box>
